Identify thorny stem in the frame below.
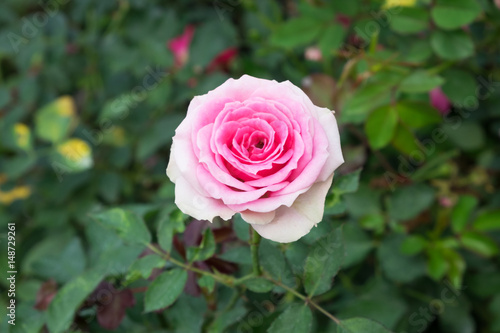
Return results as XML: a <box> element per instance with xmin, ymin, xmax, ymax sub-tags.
<box><xmin>146</xmin><ymin>243</ymin><xmax>341</xmax><ymax>325</ymax></box>
<box><xmin>264</xmin><ymin>276</ymin><xmax>341</xmax><ymax>325</ymax></box>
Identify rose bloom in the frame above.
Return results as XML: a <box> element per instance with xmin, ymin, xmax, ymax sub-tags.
<box><xmin>167</xmin><ymin>75</ymin><xmax>343</xmax><ymax>242</ymax></box>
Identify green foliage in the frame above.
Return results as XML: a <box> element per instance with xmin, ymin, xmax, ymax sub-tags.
<box><xmin>90</xmin><ymin>208</ymin><xmax>152</xmax><ymax>245</ymax></box>
<box><xmin>187</xmin><ymin>228</ymin><xmax>216</xmax><ymax>262</ymax></box>
<box><xmin>337</xmin><ymin>318</ymin><xmax>391</xmax><ymax>333</ymax></box>
<box><xmin>144</xmin><ymin>268</ymin><xmax>188</xmax><ymax>312</ymax></box>
<box><xmin>268</xmin><ymin>303</ymin><xmax>313</xmax><ymax>333</ymax></box>
<box><xmin>304</xmin><ymin>226</ymin><xmax>344</xmax><ymax>297</ymax></box>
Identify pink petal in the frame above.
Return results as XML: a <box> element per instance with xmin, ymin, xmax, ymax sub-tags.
<box><xmin>168</xmin><ymin>25</ymin><xmax>195</xmax><ymax>67</ymax></box>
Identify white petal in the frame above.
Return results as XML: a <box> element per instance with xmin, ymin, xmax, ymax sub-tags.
<box><xmin>316</xmin><ymin>107</ymin><xmax>344</xmax><ymax>181</ymax></box>
<box><xmin>174</xmin><ymin>176</ymin><xmax>235</xmax><ymax>222</ymax></box>
<box><xmin>240</xmin><ymin>210</ymin><xmax>276</xmax><ymax>225</ymax></box>
<box><xmin>251</xmin><ymin>175</ymin><xmax>333</xmax><ymax>243</ymax></box>
<box><xmin>166</xmin><ymin>142</ymin><xmax>181</xmax><ymax>182</ymax></box>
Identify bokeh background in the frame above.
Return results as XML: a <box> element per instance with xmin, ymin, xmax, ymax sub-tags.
<box><xmin>1</xmin><ymin>0</ymin><xmax>500</xmax><ymax>332</ymax></box>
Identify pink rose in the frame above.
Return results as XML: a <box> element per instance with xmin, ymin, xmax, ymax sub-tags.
<box><xmin>429</xmin><ymin>87</ymin><xmax>451</xmax><ymax>115</ymax></box>
<box><xmin>168</xmin><ymin>25</ymin><xmax>195</xmax><ymax>68</ymax></box>
<box><xmin>167</xmin><ymin>75</ymin><xmax>343</xmax><ymax>242</ymax></box>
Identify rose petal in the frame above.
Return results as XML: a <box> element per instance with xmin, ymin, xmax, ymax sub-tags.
<box><xmin>315</xmin><ymin>107</ymin><xmax>344</xmax><ymax>181</ymax></box>
<box><xmin>240</xmin><ymin>210</ymin><xmax>276</xmax><ymax>225</ymax></box>
<box><xmin>174</xmin><ymin>176</ymin><xmax>235</xmax><ymax>222</ymax></box>
<box><xmin>251</xmin><ymin>175</ymin><xmax>333</xmax><ymax>242</ymax></box>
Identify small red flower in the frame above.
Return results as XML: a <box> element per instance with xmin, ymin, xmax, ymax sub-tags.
<box><xmin>168</xmin><ymin>25</ymin><xmax>195</xmax><ymax>68</ymax></box>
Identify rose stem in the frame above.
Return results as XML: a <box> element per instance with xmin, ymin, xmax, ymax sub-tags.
<box><xmin>250</xmin><ymin>228</ymin><xmax>262</xmax><ymax>276</ymax></box>
<box><xmin>146</xmin><ymin>244</ymin><xmax>341</xmax><ymax>324</ymax></box>
<box><xmin>264</xmin><ymin>276</ymin><xmax>341</xmax><ymax>325</ymax></box>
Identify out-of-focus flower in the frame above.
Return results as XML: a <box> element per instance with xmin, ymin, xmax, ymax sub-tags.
<box><xmin>0</xmin><ymin>185</ymin><xmax>31</xmax><ymax>205</ymax></box>
<box><xmin>55</xmin><ymin>138</ymin><xmax>93</xmax><ymax>172</ymax></box>
<box><xmin>439</xmin><ymin>197</ymin><xmax>453</xmax><ymax>208</ymax></box>
<box><xmin>305</xmin><ymin>47</ymin><xmax>323</xmax><ymax>62</ymax></box>
<box><xmin>384</xmin><ymin>0</ymin><xmax>416</xmax><ymax>9</ymax></box>
<box><xmin>336</xmin><ymin>14</ymin><xmax>351</xmax><ymax>28</ymax></box>
<box><xmin>57</xmin><ymin>138</ymin><xmax>91</xmax><ymax>163</ymax></box>
<box><xmin>168</xmin><ymin>25</ymin><xmax>195</xmax><ymax>67</ymax></box>
<box><xmin>14</xmin><ymin>123</ymin><xmax>32</xmax><ymax>150</ymax></box>
<box><xmin>56</xmin><ymin>96</ymin><xmax>76</xmax><ymax>116</ymax></box>
<box><xmin>430</xmin><ymin>87</ymin><xmax>452</xmax><ymax>115</ymax></box>
<box><xmin>495</xmin><ymin>0</ymin><xmax>500</xmax><ymax>10</ymax></box>
<box><xmin>207</xmin><ymin>47</ymin><xmax>238</xmax><ymax>73</ymax></box>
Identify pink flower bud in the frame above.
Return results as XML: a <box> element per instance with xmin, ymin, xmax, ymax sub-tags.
<box><xmin>429</xmin><ymin>87</ymin><xmax>451</xmax><ymax>115</ymax></box>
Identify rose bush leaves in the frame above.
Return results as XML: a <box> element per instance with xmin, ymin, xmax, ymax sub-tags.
<box><xmin>144</xmin><ymin>268</ymin><xmax>188</xmax><ymax>312</ymax></box>
<box><xmin>90</xmin><ymin>208</ymin><xmax>151</xmax><ymax>245</ymax></box>
<box><xmin>336</xmin><ymin>318</ymin><xmax>391</xmax><ymax>333</ymax></box>
<box><xmin>304</xmin><ymin>226</ymin><xmax>344</xmax><ymax>297</ymax></box>
<box><xmin>268</xmin><ymin>303</ymin><xmax>313</xmax><ymax>333</ymax></box>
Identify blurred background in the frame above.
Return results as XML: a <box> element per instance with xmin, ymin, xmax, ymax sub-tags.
<box><xmin>1</xmin><ymin>0</ymin><xmax>500</xmax><ymax>332</ymax></box>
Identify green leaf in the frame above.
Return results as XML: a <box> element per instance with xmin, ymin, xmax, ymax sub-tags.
<box><xmin>157</xmin><ymin>206</ymin><xmax>185</xmax><ymax>252</ymax></box>
<box><xmin>399</xmin><ymin>70</ymin><xmax>444</xmax><ymax>93</ymax></box>
<box><xmin>90</xmin><ymin>208</ymin><xmax>151</xmax><ymax>245</ymax></box>
<box><xmin>391</xmin><ymin>124</ymin><xmax>422</xmax><ymax>156</ymax></box>
<box><xmin>32</xmin><ymin>237</ymin><xmax>86</xmax><ymax>284</ymax></box>
<box><xmin>218</xmin><ymin>246</ymin><xmax>252</xmax><ymax>265</ymax></box>
<box><xmin>337</xmin><ymin>317</ymin><xmax>392</xmax><ymax>333</ymax></box>
<box><xmin>304</xmin><ymin>226</ymin><xmax>344</xmax><ymax>296</ymax></box>
<box><xmin>46</xmin><ymin>268</ymin><xmax>105</xmax><ymax>333</ymax></box>
<box><xmin>319</xmin><ymin>24</ymin><xmax>346</xmax><ymax>60</ymax></box>
<box><xmin>441</xmin><ymin>69</ymin><xmax>477</xmax><ymax>106</ymax></box>
<box><xmin>451</xmin><ymin>195</ymin><xmax>478</xmax><ymax>233</ymax></box>
<box><xmin>34</xmin><ymin>96</ymin><xmax>76</xmax><ymax>144</ymax></box>
<box><xmin>341</xmin><ymin>83</ymin><xmax>392</xmax><ymax>124</ymax></box>
<box><xmin>473</xmin><ymin>210</ymin><xmax>500</xmax><ymax>231</ymax></box>
<box><xmin>198</xmin><ymin>275</ymin><xmax>216</xmax><ymax>293</ymax></box>
<box><xmin>442</xmin><ymin>122</ymin><xmax>485</xmax><ymax>152</ymax></box>
<box><xmin>233</xmin><ymin>214</ymin><xmax>250</xmax><ymax>241</ymax></box>
<box><xmin>125</xmin><ymin>254</ymin><xmax>166</xmax><ymax>284</ymax></box>
<box><xmin>365</xmin><ymin>105</ymin><xmax>398</xmax><ymax>149</ymax></box>
<box><xmin>427</xmin><ymin>248</ymin><xmax>448</xmax><ymax>280</ymax></box>
<box><xmin>330</xmin><ymin>1</ymin><xmax>359</xmax><ymax>15</ymax></box>
<box><xmin>342</xmin><ymin>223</ymin><xmax>374</xmax><ymax>268</ymax></box>
<box><xmin>136</xmin><ymin>115</ymin><xmax>184</xmax><ymax>160</ymax></box>
<box><xmin>460</xmin><ymin>231</ymin><xmax>499</xmax><ymax>257</ymax></box>
<box><xmin>144</xmin><ymin>268</ymin><xmax>188</xmax><ymax>312</ymax></box>
<box><xmin>431</xmin><ymin>30</ymin><xmax>474</xmax><ymax>60</ymax></box>
<box><xmin>268</xmin><ymin>303</ymin><xmax>313</xmax><ymax>333</ymax></box>
<box><xmin>396</xmin><ymin>101</ymin><xmax>442</xmax><ymax>129</ymax></box>
<box><xmin>388</xmin><ymin>184</ymin><xmax>435</xmax><ymax>221</ymax></box>
<box><xmin>378</xmin><ymin>234</ymin><xmax>427</xmax><ymax>283</ymax></box>
<box><xmin>259</xmin><ymin>240</ymin><xmax>295</xmax><ymax>288</ymax></box>
<box><xmin>444</xmin><ymin>249</ymin><xmax>466</xmax><ymax>288</ymax></box>
<box><xmin>401</xmin><ymin>235</ymin><xmax>428</xmax><ymax>255</ymax></box>
<box><xmin>431</xmin><ymin>0</ymin><xmax>481</xmax><ymax>30</ymax></box>
<box><xmin>359</xmin><ymin>213</ymin><xmax>385</xmax><ymax>233</ymax></box>
<box><xmin>390</xmin><ymin>7</ymin><xmax>430</xmax><ymax>34</ymax></box>
<box><xmin>244</xmin><ymin>277</ymin><xmax>274</xmax><ymax>293</ymax></box>
<box><xmin>165</xmin><ymin>295</ymin><xmax>207</xmax><ymax>333</ymax></box>
<box><xmin>333</xmin><ymin>169</ymin><xmax>362</xmax><ymax>194</ymax></box>
<box><xmin>187</xmin><ymin>228</ymin><xmax>216</xmax><ymax>262</ymax></box>
<box><xmin>270</xmin><ymin>17</ymin><xmax>324</xmax><ymax>49</ymax></box>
